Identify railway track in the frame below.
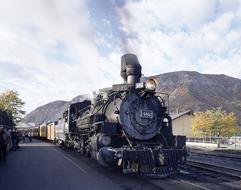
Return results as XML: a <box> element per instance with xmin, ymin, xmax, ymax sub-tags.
<box><xmin>54</xmin><ymin>142</ymin><xmax>241</xmax><ymax>190</ymax></box>
<box><xmin>185</xmin><ymin>159</ymin><xmax>241</xmax><ymax>179</ymax></box>
<box><xmin>189</xmin><ymin>150</ymin><xmax>241</xmax><ymax>161</ymax></box>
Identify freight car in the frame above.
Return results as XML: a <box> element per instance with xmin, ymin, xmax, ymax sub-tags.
<box><xmin>60</xmin><ymin>54</ymin><xmax>187</xmax><ymax>177</ymax></box>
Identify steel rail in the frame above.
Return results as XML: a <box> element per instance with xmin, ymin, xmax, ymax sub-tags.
<box><xmin>189</xmin><ymin>150</ymin><xmax>241</xmax><ymax>161</ymax></box>
<box><xmin>185</xmin><ymin>159</ymin><xmax>241</xmax><ymax>179</ymax></box>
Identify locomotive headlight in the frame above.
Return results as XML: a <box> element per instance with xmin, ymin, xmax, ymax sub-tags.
<box><xmin>145</xmin><ymin>79</ymin><xmax>157</xmax><ymax>91</ymax></box>
<box><xmin>101</xmin><ymin>135</ymin><xmax>112</xmax><ymax>146</ymax></box>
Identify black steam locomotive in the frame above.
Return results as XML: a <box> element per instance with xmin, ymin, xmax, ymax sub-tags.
<box><xmin>62</xmin><ymin>54</ymin><xmax>187</xmax><ymax>177</ymax></box>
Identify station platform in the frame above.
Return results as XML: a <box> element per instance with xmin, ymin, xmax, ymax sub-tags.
<box><xmin>1</xmin><ymin>140</ymin><xmax>239</xmax><ymax>190</ymax></box>
<box><xmin>0</xmin><ymin>140</ymin><xmax>125</xmax><ymax>190</ymax></box>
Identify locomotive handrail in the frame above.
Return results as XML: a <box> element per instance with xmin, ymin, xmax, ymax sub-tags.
<box><xmin>155</xmin><ymin>92</ymin><xmax>170</xmax><ymax>114</ymax></box>
<box><xmin>74</xmin><ymin>91</ymin><xmax>120</xmax><ymax>123</ymax></box>
<box><xmin>75</xmin><ymin>91</ymin><xmax>117</xmax><ymax>116</ymax></box>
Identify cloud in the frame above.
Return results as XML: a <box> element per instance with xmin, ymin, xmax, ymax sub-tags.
<box><xmin>0</xmin><ymin>0</ymin><xmax>122</xmax><ymax>112</ymax></box>
<box><xmin>116</xmin><ymin>0</ymin><xmax>241</xmax><ymax>77</ymax></box>
<box><xmin>1</xmin><ymin>0</ymin><xmax>241</xmax><ymax>113</ymax></box>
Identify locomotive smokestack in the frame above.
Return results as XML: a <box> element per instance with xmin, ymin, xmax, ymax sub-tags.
<box><xmin>120</xmin><ymin>54</ymin><xmax>142</xmax><ymax>85</ymax></box>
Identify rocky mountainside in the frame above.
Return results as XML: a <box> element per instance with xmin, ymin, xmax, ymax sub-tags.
<box><xmin>24</xmin><ymin>95</ymin><xmax>89</xmax><ymax>126</ymax></box>
<box><xmin>24</xmin><ymin>71</ymin><xmax>241</xmax><ymax>126</ymax></box>
<box><xmin>23</xmin><ymin>100</ymin><xmax>69</xmax><ymax>126</ymax></box>
<box><xmin>151</xmin><ymin>71</ymin><xmax>241</xmax><ymax>116</ymax></box>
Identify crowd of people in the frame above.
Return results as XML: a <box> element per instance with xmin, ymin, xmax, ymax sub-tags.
<box><xmin>0</xmin><ymin>127</ymin><xmax>33</xmax><ymax>165</ymax></box>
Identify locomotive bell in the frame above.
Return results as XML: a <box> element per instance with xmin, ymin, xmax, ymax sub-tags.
<box><xmin>121</xmin><ymin>54</ymin><xmax>142</xmax><ymax>85</ymax></box>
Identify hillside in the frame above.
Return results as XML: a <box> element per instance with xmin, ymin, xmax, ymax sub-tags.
<box><xmin>24</xmin><ymin>71</ymin><xmax>241</xmax><ymax>126</ymax></box>
<box><xmin>23</xmin><ymin>100</ymin><xmax>69</xmax><ymax>126</ymax></box>
<box><xmin>24</xmin><ymin>95</ymin><xmax>89</xmax><ymax>126</ymax></box>
<box><xmin>152</xmin><ymin>71</ymin><xmax>241</xmax><ymax>116</ymax></box>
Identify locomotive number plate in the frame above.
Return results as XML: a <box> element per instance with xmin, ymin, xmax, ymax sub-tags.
<box><xmin>140</xmin><ymin>110</ymin><xmax>153</xmax><ymax>119</ymax></box>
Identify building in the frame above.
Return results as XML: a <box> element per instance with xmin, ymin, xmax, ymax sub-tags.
<box><xmin>171</xmin><ymin>110</ymin><xmax>194</xmax><ymax>137</ymax></box>
<box><xmin>16</xmin><ymin>121</ymin><xmax>34</xmax><ymax>130</ymax></box>
<box><xmin>0</xmin><ymin>109</ymin><xmax>14</xmax><ymax>129</ymax></box>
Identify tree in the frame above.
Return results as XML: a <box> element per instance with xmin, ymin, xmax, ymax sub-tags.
<box><xmin>209</xmin><ymin>107</ymin><xmax>224</xmax><ymax>136</ymax></box>
<box><xmin>191</xmin><ymin>111</ymin><xmax>213</xmax><ymax>137</ymax></box>
<box><xmin>191</xmin><ymin>107</ymin><xmax>240</xmax><ymax>137</ymax></box>
<box><xmin>0</xmin><ymin>90</ymin><xmax>25</xmax><ymax>122</ymax></box>
<box><xmin>219</xmin><ymin>111</ymin><xmax>239</xmax><ymax>136</ymax></box>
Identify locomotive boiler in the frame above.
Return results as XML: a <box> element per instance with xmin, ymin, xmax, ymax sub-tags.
<box><xmin>65</xmin><ymin>54</ymin><xmax>187</xmax><ymax>177</ymax></box>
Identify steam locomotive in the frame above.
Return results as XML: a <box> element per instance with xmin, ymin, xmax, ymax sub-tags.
<box><xmin>56</xmin><ymin>54</ymin><xmax>187</xmax><ymax>177</ymax></box>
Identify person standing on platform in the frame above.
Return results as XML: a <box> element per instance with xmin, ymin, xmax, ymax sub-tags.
<box><xmin>11</xmin><ymin>129</ymin><xmax>17</xmax><ymax>150</ymax></box>
<box><xmin>16</xmin><ymin>130</ymin><xmax>21</xmax><ymax>149</ymax></box>
<box><xmin>4</xmin><ymin>130</ymin><xmax>11</xmax><ymax>151</ymax></box>
<box><xmin>0</xmin><ymin>127</ymin><xmax>11</xmax><ymax>164</ymax></box>
<box><xmin>22</xmin><ymin>131</ymin><xmax>26</xmax><ymax>143</ymax></box>
<box><xmin>0</xmin><ymin>127</ymin><xmax>4</xmax><ymax>164</ymax></box>
<box><xmin>28</xmin><ymin>130</ymin><xmax>33</xmax><ymax>143</ymax></box>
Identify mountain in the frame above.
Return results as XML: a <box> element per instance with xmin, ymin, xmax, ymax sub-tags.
<box><xmin>23</xmin><ymin>100</ymin><xmax>69</xmax><ymax>126</ymax></box>
<box><xmin>151</xmin><ymin>71</ymin><xmax>241</xmax><ymax>117</ymax></box>
<box><xmin>24</xmin><ymin>95</ymin><xmax>89</xmax><ymax>126</ymax></box>
<box><xmin>24</xmin><ymin>71</ymin><xmax>241</xmax><ymax>126</ymax></box>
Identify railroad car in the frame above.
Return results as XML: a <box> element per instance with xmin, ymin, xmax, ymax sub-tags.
<box><xmin>39</xmin><ymin>123</ymin><xmax>47</xmax><ymax>139</ymax></box>
<box><xmin>54</xmin><ymin>118</ymin><xmax>67</xmax><ymax>144</ymax></box>
<box><xmin>46</xmin><ymin>121</ymin><xmax>57</xmax><ymax>141</ymax></box>
<box><xmin>61</xmin><ymin>54</ymin><xmax>187</xmax><ymax>177</ymax></box>
<box><xmin>32</xmin><ymin>126</ymin><xmax>39</xmax><ymax>138</ymax></box>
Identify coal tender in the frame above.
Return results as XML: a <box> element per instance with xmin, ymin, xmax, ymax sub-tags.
<box><xmin>67</xmin><ymin>54</ymin><xmax>187</xmax><ymax>177</ymax></box>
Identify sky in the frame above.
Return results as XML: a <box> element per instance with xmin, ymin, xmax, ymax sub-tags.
<box><xmin>1</xmin><ymin>0</ymin><xmax>241</xmax><ymax>113</ymax></box>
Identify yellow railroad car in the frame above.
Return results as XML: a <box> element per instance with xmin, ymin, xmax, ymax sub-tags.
<box><xmin>39</xmin><ymin>123</ymin><xmax>47</xmax><ymax>139</ymax></box>
<box><xmin>32</xmin><ymin>127</ymin><xmax>39</xmax><ymax>137</ymax></box>
<box><xmin>46</xmin><ymin>121</ymin><xmax>57</xmax><ymax>141</ymax></box>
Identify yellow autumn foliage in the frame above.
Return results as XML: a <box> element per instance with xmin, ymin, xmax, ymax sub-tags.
<box><xmin>191</xmin><ymin>107</ymin><xmax>240</xmax><ymax>137</ymax></box>
<box><xmin>0</xmin><ymin>89</ymin><xmax>25</xmax><ymax>122</ymax></box>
